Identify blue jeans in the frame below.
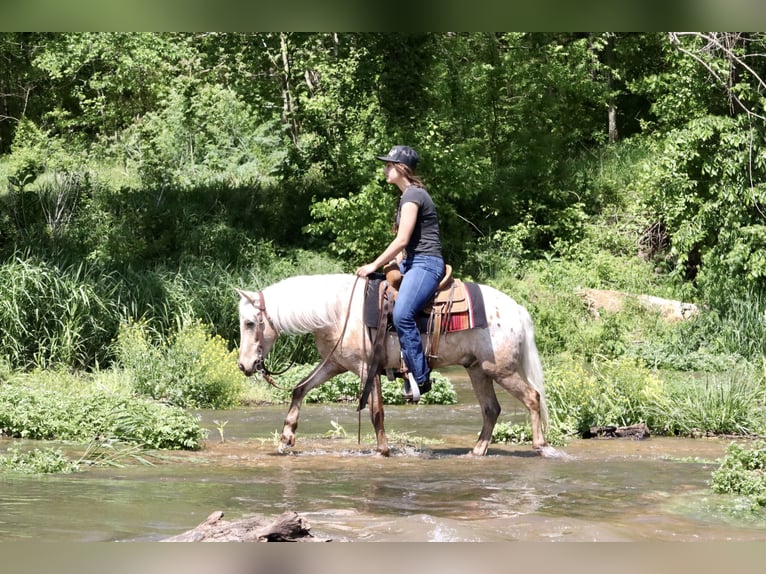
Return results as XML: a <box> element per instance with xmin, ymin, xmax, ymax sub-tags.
<box><xmin>393</xmin><ymin>254</ymin><xmax>445</xmax><ymax>385</ymax></box>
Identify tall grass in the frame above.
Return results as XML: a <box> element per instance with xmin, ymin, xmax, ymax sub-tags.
<box><xmin>652</xmin><ymin>368</ymin><xmax>766</xmax><ymax>437</ymax></box>
<box><xmin>0</xmin><ymin>245</ymin><xmax>342</xmax><ymax>371</ymax></box>
<box><xmin>0</xmin><ymin>255</ymin><xmax>120</xmax><ymax>369</ymax></box>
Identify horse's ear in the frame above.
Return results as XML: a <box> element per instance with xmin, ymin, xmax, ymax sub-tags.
<box><xmin>235</xmin><ymin>288</ymin><xmax>258</xmax><ymax>306</ymax></box>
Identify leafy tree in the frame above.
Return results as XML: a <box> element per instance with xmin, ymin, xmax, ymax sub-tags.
<box><xmin>31</xmin><ymin>33</ymin><xmax>196</xmax><ymax>141</ymax></box>
<box><xmin>633</xmin><ymin>33</ymin><xmax>766</xmax><ymax>303</ymax></box>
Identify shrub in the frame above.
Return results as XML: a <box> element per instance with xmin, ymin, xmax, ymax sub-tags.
<box><xmin>0</xmin><ymin>445</ymin><xmax>79</xmax><ymax>475</ymax></box>
<box><xmin>0</xmin><ymin>373</ymin><xmax>205</xmax><ymax>449</ymax></box>
<box><xmin>711</xmin><ymin>441</ymin><xmax>766</xmax><ymax>509</ymax></box>
<box><xmin>652</xmin><ymin>369</ymin><xmax>766</xmax><ymax>437</ymax></box>
<box><xmin>114</xmin><ymin>319</ymin><xmax>244</xmax><ymax>409</ymax></box>
<box><xmin>0</xmin><ymin>256</ymin><xmax>119</xmax><ymax>369</ymax></box>
<box><xmin>545</xmin><ymin>356</ymin><xmax>666</xmax><ymax>437</ymax></box>
<box><xmin>380</xmin><ymin>371</ymin><xmax>457</xmax><ymax>405</ymax></box>
<box><xmin>263</xmin><ymin>365</ymin><xmax>457</xmax><ymax>406</ymax></box>
<box><xmin>491</xmin><ymin>421</ymin><xmax>533</xmax><ymax>445</ymax></box>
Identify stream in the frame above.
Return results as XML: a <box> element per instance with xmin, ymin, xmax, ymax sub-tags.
<box><xmin>1</xmin><ymin>368</ymin><xmax>765</xmax><ymax>542</ymax></box>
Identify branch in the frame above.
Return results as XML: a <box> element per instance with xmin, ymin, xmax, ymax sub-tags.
<box><xmin>669</xmin><ymin>32</ymin><xmax>766</xmax><ymax>122</ymax></box>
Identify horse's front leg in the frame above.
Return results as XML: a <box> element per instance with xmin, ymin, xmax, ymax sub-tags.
<box><xmin>367</xmin><ymin>373</ymin><xmax>389</xmax><ymax>457</ymax></box>
<box><xmin>279</xmin><ymin>360</ymin><xmax>343</xmax><ymax>452</ymax></box>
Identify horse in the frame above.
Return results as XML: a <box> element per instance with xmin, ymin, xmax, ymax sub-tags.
<box><xmin>237</xmin><ymin>273</ymin><xmax>558</xmax><ymax>458</ymax></box>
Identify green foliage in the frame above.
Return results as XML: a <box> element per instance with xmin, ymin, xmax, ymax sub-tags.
<box><xmin>491</xmin><ymin>421</ymin><xmax>533</xmax><ymax>445</ymax></box>
<box><xmin>380</xmin><ymin>378</ymin><xmax>405</xmax><ymax>405</ymax></box>
<box><xmin>380</xmin><ymin>372</ymin><xmax>457</xmax><ymax>405</ymax></box>
<box><xmin>652</xmin><ymin>369</ymin><xmax>766</xmax><ymax>437</ymax></box>
<box><xmin>0</xmin><ymin>445</ymin><xmax>79</xmax><ymax>475</ymax></box>
<box><xmin>711</xmin><ymin>441</ymin><xmax>766</xmax><ymax>509</ymax></box>
<box><xmin>463</xmin><ymin>220</ymin><xmax>534</xmax><ymax>280</ymax></box>
<box><xmin>263</xmin><ymin>365</ymin><xmax>457</xmax><ymax>406</ymax></box>
<box><xmin>0</xmin><ymin>371</ymin><xmax>205</xmax><ymax>449</ymax></box>
<box><xmin>636</xmin><ymin>113</ymin><xmax>766</xmax><ymax>301</ymax></box>
<box><xmin>0</xmin><ymin>256</ymin><xmax>120</xmax><ymax>369</ymax></box>
<box><xmin>419</xmin><ymin>373</ymin><xmax>458</xmax><ymax>405</ymax></box>
<box><xmin>6</xmin><ymin>119</ymin><xmax>49</xmax><ymax>186</ymax></box>
<box><xmin>498</xmin><ymin>249</ymin><xmax>679</xmax><ymax>360</ymax></box>
<box><xmin>32</xmin><ymin>32</ymin><xmax>192</xmax><ymax>136</ymax></box>
<box><xmin>545</xmin><ymin>356</ymin><xmax>666</xmax><ymax>437</ymax></box>
<box><xmin>124</xmin><ymin>80</ymin><xmax>287</xmax><ymax>190</ymax></box>
<box><xmin>261</xmin><ymin>364</ymin><xmax>358</xmax><ymax>404</ymax></box>
<box><xmin>635</xmin><ymin>290</ymin><xmax>766</xmax><ymax>369</ymax></box>
<box><xmin>544</xmin><ymin>356</ymin><xmax>766</xmax><ymax>439</ymax></box>
<box><xmin>306</xmin><ymin>180</ymin><xmax>397</xmax><ymax>263</ymax></box>
<box><xmin>115</xmin><ymin>319</ymin><xmax>244</xmax><ymax>409</ymax></box>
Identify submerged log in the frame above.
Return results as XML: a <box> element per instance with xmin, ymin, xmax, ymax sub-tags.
<box><xmin>585</xmin><ymin>422</ymin><xmax>651</xmax><ymax>440</ymax></box>
<box><xmin>163</xmin><ymin>510</ymin><xmax>328</xmax><ymax>542</ymax></box>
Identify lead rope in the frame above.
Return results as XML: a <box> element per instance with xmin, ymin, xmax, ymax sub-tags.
<box><xmin>358</xmin><ymin>279</ymin><xmax>368</xmax><ymax>445</ymax></box>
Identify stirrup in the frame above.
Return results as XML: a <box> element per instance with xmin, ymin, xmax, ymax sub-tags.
<box><xmin>402</xmin><ymin>372</ymin><xmax>421</xmax><ymax>402</ymax></box>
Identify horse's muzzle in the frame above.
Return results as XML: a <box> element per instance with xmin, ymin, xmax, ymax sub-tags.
<box><xmin>238</xmin><ymin>358</ymin><xmax>263</xmax><ymax>377</ymax></box>
<box><xmin>238</xmin><ymin>360</ymin><xmax>255</xmax><ymax>377</ymax></box>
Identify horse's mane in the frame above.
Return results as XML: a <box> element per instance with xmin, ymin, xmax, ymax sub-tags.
<box><xmin>261</xmin><ymin>274</ymin><xmax>357</xmax><ymax>335</ymax></box>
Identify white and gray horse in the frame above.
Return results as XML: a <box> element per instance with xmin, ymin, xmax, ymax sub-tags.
<box><xmin>237</xmin><ymin>273</ymin><xmax>557</xmax><ymax>457</ymax></box>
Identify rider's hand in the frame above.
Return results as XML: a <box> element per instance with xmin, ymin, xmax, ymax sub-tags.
<box><xmin>355</xmin><ymin>263</ymin><xmax>377</xmax><ymax>277</ymax></box>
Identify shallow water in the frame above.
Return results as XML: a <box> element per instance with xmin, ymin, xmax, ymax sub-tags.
<box><xmin>2</xmin><ymin>369</ymin><xmax>765</xmax><ymax>542</ymax></box>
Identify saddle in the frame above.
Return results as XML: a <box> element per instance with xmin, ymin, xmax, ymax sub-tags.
<box><xmin>358</xmin><ymin>266</ymin><xmax>486</xmax><ymax>410</ymax></box>
<box><xmin>378</xmin><ymin>262</ymin><xmax>469</xmax><ymax>365</ymax></box>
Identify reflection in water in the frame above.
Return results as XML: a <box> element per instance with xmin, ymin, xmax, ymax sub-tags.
<box><xmin>2</xmin><ymin>369</ymin><xmax>766</xmax><ymax>541</ymax></box>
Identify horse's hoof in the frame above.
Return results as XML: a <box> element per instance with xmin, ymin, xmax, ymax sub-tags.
<box><xmin>536</xmin><ymin>445</ymin><xmax>568</xmax><ymax>459</ymax></box>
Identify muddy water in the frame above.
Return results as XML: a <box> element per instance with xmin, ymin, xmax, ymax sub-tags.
<box><xmin>2</xmin><ymin>369</ymin><xmax>766</xmax><ymax>542</ymax></box>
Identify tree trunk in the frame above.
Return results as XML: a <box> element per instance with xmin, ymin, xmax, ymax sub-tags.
<box><xmin>608</xmin><ymin>102</ymin><xmax>618</xmax><ymax>143</ymax></box>
<box><xmin>280</xmin><ymin>32</ymin><xmax>299</xmax><ymax>144</ymax></box>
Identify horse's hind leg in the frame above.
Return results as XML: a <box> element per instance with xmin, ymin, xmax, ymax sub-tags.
<box><xmin>467</xmin><ymin>365</ymin><xmax>501</xmax><ymax>456</ymax></box>
<box><xmin>494</xmin><ymin>372</ymin><xmax>549</xmax><ymax>454</ymax></box>
<box><xmin>280</xmin><ymin>360</ymin><xmax>343</xmax><ymax>452</ymax></box>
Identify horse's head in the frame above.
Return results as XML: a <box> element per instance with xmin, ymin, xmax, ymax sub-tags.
<box><xmin>236</xmin><ymin>288</ymin><xmax>279</xmax><ymax>377</ymax></box>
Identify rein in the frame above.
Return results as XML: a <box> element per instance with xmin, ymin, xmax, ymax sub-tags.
<box><xmin>251</xmin><ymin>276</ymin><xmax>362</xmax><ymax>392</ymax></box>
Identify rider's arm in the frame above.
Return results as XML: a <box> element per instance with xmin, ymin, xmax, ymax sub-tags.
<box><xmin>356</xmin><ymin>201</ymin><xmax>417</xmax><ymax>277</ymax></box>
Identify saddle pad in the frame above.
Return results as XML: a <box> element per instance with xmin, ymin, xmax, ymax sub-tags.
<box><xmin>363</xmin><ymin>275</ymin><xmax>487</xmax><ymax>332</ymax></box>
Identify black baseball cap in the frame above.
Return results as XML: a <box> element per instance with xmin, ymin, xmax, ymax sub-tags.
<box><xmin>376</xmin><ymin>145</ymin><xmax>419</xmax><ymax>170</ymax></box>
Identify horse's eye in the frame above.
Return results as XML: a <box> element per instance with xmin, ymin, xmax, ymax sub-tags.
<box><xmin>245</xmin><ymin>320</ymin><xmax>256</xmax><ymax>330</ymax></box>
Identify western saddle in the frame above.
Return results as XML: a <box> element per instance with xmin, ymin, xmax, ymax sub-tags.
<box><xmin>381</xmin><ymin>260</ymin><xmax>469</xmax><ymax>366</ymax></box>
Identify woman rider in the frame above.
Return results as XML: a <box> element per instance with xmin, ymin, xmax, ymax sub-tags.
<box><xmin>355</xmin><ymin>145</ymin><xmax>445</xmax><ymax>398</ymax></box>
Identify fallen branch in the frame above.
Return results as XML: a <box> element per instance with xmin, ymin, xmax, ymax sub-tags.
<box><xmin>585</xmin><ymin>422</ymin><xmax>651</xmax><ymax>440</ymax></box>
<box><xmin>163</xmin><ymin>510</ymin><xmax>329</xmax><ymax>542</ymax></box>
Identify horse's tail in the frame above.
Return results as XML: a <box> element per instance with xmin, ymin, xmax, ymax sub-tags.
<box><xmin>520</xmin><ymin>307</ymin><xmax>548</xmax><ymax>431</ymax></box>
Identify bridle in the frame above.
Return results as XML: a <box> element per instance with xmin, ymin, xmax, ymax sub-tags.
<box><xmin>249</xmin><ymin>291</ymin><xmax>293</xmax><ymax>386</ymax></box>
<box><xmin>243</xmin><ymin>276</ymin><xmax>363</xmax><ymax>392</ymax></box>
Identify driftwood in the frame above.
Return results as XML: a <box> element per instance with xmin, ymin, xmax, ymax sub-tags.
<box><xmin>585</xmin><ymin>422</ymin><xmax>651</xmax><ymax>440</ymax></box>
<box><xmin>163</xmin><ymin>510</ymin><xmax>328</xmax><ymax>542</ymax></box>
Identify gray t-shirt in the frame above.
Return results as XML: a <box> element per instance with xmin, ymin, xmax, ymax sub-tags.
<box><xmin>398</xmin><ymin>185</ymin><xmax>442</xmax><ymax>258</ymax></box>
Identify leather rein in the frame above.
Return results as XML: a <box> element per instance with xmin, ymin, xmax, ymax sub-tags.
<box><xmin>249</xmin><ymin>276</ymin><xmax>362</xmax><ymax>392</ymax></box>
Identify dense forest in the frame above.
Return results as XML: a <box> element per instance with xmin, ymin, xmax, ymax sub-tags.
<box><xmin>1</xmin><ymin>33</ymin><xmax>766</xmax><ymax>453</ymax></box>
